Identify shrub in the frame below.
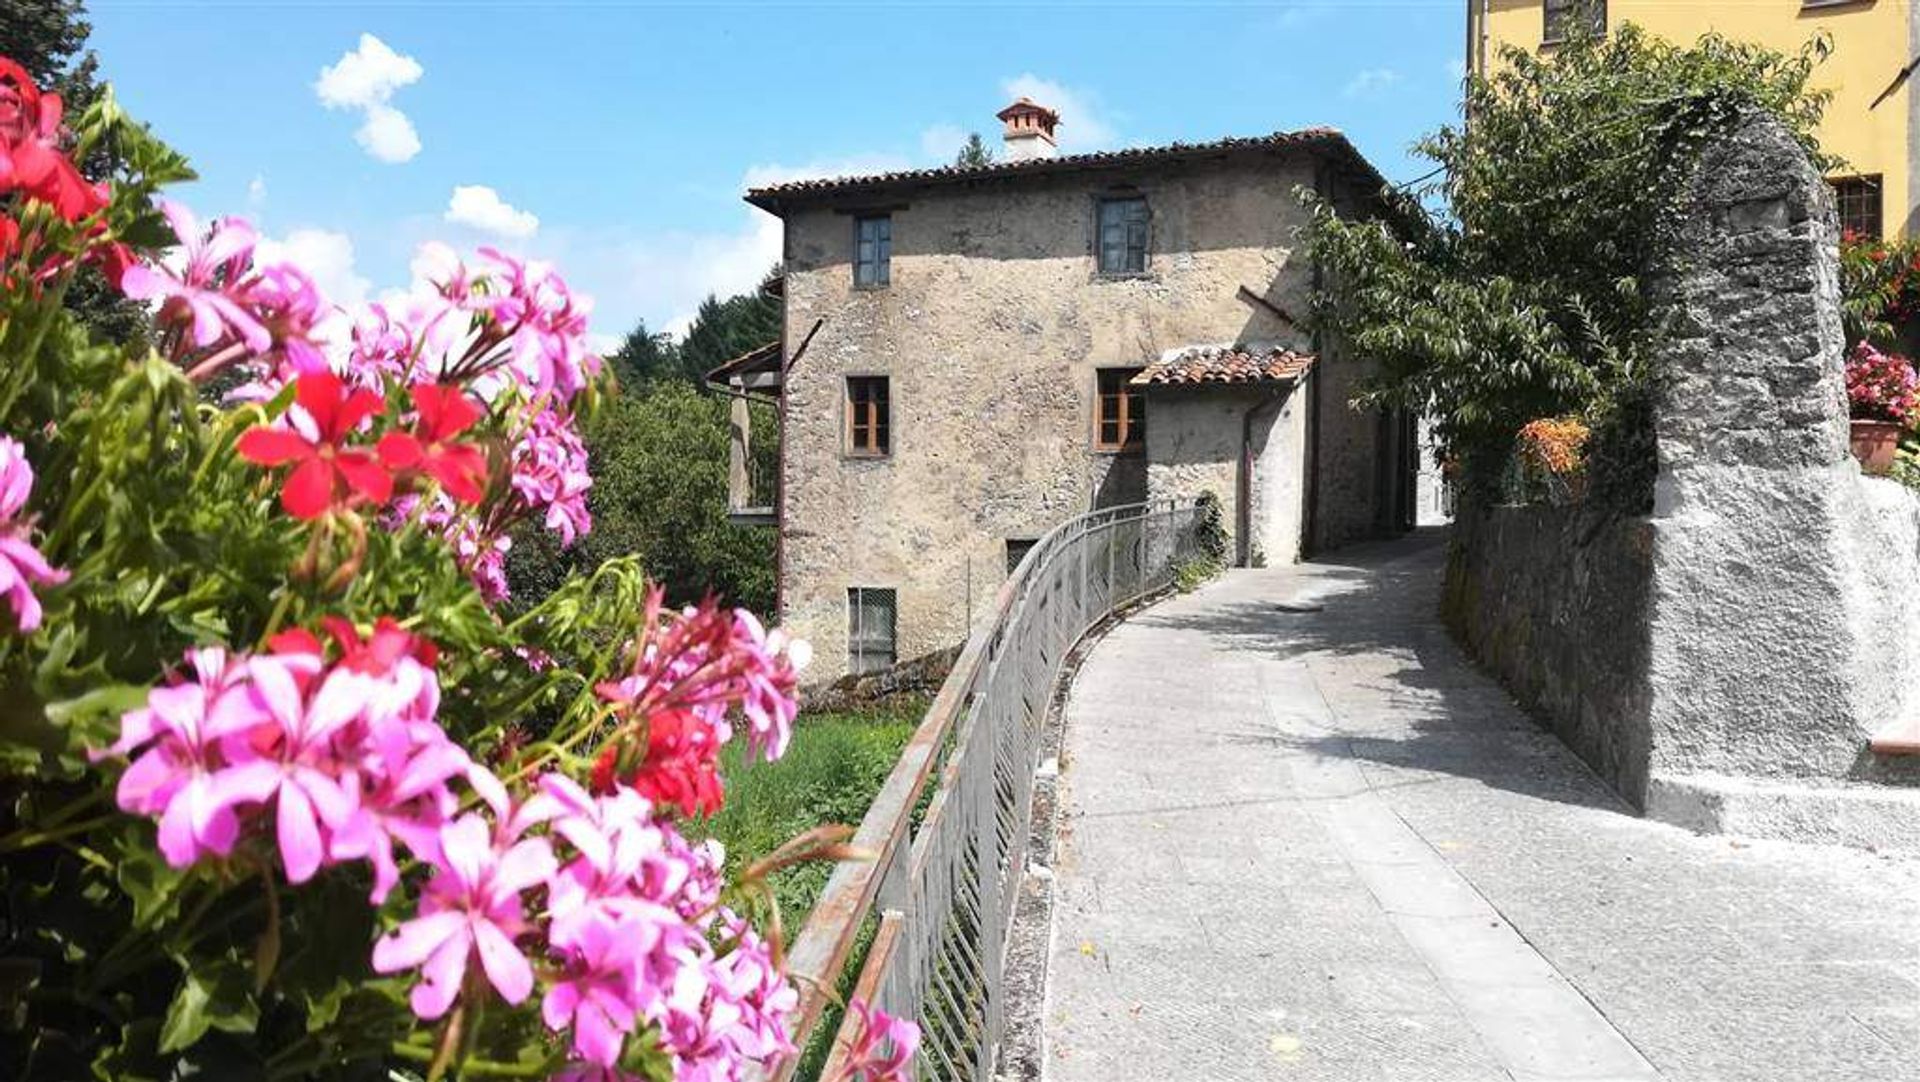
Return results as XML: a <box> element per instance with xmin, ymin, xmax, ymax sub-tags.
<box><xmin>0</xmin><ymin>58</ymin><xmax>916</xmax><ymax>1082</ymax></box>
<box><xmin>1305</xmin><ymin>23</ymin><xmax>1831</xmax><ymax>508</ymax></box>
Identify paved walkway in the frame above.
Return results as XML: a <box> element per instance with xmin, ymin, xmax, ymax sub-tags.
<box><xmin>1041</xmin><ymin>532</ymin><xmax>1920</xmax><ymax>1082</ymax></box>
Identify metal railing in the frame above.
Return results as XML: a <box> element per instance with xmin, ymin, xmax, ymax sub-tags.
<box><xmin>779</xmin><ymin>498</ymin><xmax>1208</xmax><ymax>1081</ymax></box>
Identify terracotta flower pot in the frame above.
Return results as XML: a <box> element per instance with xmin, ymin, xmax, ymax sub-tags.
<box><xmin>1849</xmin><ymin>419</ymin><xmax>1904</xmax><ymax>474</ymax></box>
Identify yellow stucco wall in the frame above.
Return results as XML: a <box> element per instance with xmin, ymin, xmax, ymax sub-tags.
<box><xmin>1468</xmin><ymin>1</ymin><xmax>1912</xmax><ymax>236</ymax></box>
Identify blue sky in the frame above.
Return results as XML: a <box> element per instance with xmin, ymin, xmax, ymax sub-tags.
<box><xmin>89</xmin><ymin>0</ymin><xmax>1465</xmax><ymax>347</ymax></box>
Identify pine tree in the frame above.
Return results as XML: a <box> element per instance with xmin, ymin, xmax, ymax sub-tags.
<box><xmin>956</xmin><ymin>132</ymin><xmax>995</xmax><ymax>168</ymax></box>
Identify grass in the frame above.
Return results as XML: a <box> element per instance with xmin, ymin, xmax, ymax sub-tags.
<box><xmin>694</xmin><ymin>696</ymin><xmax>924</xmax><ymax>923</ymax></box>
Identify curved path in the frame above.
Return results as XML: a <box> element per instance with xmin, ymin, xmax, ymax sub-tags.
<box><xmin>1040</xmin><ymin>532</ymin><xmax>1920</xmax><ymax>1082</ymax></box>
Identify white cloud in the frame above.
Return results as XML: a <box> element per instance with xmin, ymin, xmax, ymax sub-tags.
<box><xmin>257</xmin><ymin>228</ymin><xmax>369</xmax><ymax>309</ymax></box>
<box><xmin>741</xmin><ymin>152</ymin><xmax>914</xmax><ymax>191</ymax></box>
<box><xmin>316</xmin><ymin>33</ymin><xmax>422</xmax><ymax>109</ymax></box>
<box><xmin>356</xmin><ymin>105</ymin><xmax>421</xmax><ymax>164</ymax></box>
<box><xmin>315</xmin><ymin>34</ymin><xmax>423</xmax><ymax>163</ymax></box>
<box><xmin>1448</xmin><ymin>57</ymin><xmax>1469</xmax><ymax>81</ymax></box>
<box><xmin>919</xmin><ymin>123</ymin><xmax>969</xmax><ymax>163</ymax></box>
<box><xmin>999</xmin><ymin>73</ymin><xmax>1116</xmax><ymax>153</ymax></box>
<box><xmin>444</xmin><ymin>184</ymin><xmax>540</xmax><ymax>239</ymax></box>
<box><xmin>246</xmin><ymin>174</ymin><xmax>267</xmax><ymax>209</ymax></box>
<box><xmin>1343</xmin><ymin>68</ymin><xmax>1402</xmax><ymax>98</ymax></box>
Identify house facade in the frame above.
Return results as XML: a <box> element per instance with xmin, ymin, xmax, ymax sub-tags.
<box><xmin>722</xmin><ymin>102</ymin><xmax>1410</xmax><ymax>683</ymax></box>
<box><xmin>1467</xmin><ymin>0</ymin><xmax>1914</xmax><ymax>239</ymax></box>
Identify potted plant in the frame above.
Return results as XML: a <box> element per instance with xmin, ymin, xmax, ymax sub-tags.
<box><xmin>1845</xmin><ymin>342</ymin><xmax>1919</xmax><ymax>473</ymax></box>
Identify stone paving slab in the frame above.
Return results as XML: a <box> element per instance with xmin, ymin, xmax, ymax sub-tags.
<box><xmin>1040</xmin><ymin>532</ymin><xmax>1920</xmax><ymax>1082</ymax></box>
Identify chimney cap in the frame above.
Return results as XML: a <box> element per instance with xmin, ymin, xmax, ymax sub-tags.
<box><xmin>996</xmin><ymin>97</ymin><xmax>1061</xmax><ymax>125</ymax></box>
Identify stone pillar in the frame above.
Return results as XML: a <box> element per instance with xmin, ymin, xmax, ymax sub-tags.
<box><xmin>1644</xmin><ymin>112</ymin><xmax>1920</xmax><ymax>842</ymax></box>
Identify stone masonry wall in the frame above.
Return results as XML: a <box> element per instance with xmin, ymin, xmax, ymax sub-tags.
<box><xmin>1444</xmin><ymin>113</ymin><xmax>1920</xmax><ymax>845</ymax></box>
<box><xmin>779</xmin><ymin>154</ymin><xmax>1385</xmax><ymax>681</ymax></box>
<box><xmin>1443</xmin><ymin>503</ymin><xmax>1655</xmax><ymax>801</ymax></box>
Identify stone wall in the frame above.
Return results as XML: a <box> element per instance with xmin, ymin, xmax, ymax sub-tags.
<box><xmin>1443</xmin><ymin>113</ymin><xmax>1920</xmax><ymax>846</ymax></box>
<box><xmin>1444</xmin><ymin>503</ymin><xmax>1654</xmax><ymax>800</ymax></box>
<box><xmin>1141</xmin><ymin>382</ymin><xmax>1309</xmax><ymax>567</ymax></box>
<box><xmin>778</xmin><ymin>153</ymin><xmax>1386</xmax><ymax>680</ymax></box>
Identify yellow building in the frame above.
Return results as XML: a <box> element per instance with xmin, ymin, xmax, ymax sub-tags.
<box><xmin>1466</xmin><ymin>0</ymin><xmax>1912</xmax><ymax>238</ymax></box>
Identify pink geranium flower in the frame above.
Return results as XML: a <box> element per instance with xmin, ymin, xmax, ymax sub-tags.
<box><xmin>211</xmin><ymin>653</ymin><xmax>366</xmax><ymax>883</ymax></box>
<box><xmin>372</xmin><ymin>812</ymin><xmax>557</xmax><ymax>1019</ymax></box>
<box><xmin>0</xmin><ymin>437</ymin><xmax>66</xmax><ymax>632</ymax></box>
<box><xmin>835</xmin><ymin>999</ymin><xmax>919</xmax><ymax>1082</ymax></box>
<box><xmin>107</xmin><ymin>648</ymin><xmax>262</xmax><ymax>867</ymax></box>
<box><xmin>541</xmin><ymin>909</ymin><xmax>654</xmax><ymax>1066</ymax></box>
<box><xmin>119</xmin><ymin>201</ymin><xmax>271</xmax><ymax>354</ymax></box>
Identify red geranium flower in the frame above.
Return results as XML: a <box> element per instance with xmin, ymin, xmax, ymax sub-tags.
<box><xmin>377</xmin><ymin>383</ymin><xmax>489</xmax><ymax>504</ymax></box>
<box><xmin>589</xmin><ymin>710</ymin><xmax>725</xmax><ymax>818</ymax></box>
<box><xmin>0</xmin><ymin>58</ymin><xmax>105</xmax><ymax>223</ymax></box>
<box><xmin>235</xmin><ymin>371</ymin><xmax>392</xmax><ymax>519</ymax></box>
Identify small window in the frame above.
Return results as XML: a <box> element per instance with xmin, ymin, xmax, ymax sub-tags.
<box><xmin>1006</xmin><ymin>538</ymin><xmax>1038</xmax><ymax>575</ymax></box>
<box><xmin>1096</xmin><ymin>197</ymin><xmax>1149</xmax><ymax>275</ymax></box>
<box><xmin>854</xmin><ymin>214</ymin><xmax>891</xmax><ymax>288</ymax></box>
<box><xmin>846</xmin><ymin>376</ymin><xmax>890</xmax><ymax>457</ymax></box>
<box><xmin>1094</xmin><ymin>368</ymin><xmax>1146</xmax><ymax>452</ymax></box>
<box><xmin>848</xmin><ymin>587</ymin><xmax>897</xmax><ymax>675</ymax></box>
<box><xmin>1833</xmin><ymin>175</ymin><xmax>1884</xmax><ymax>240</ymax></box>
<box><xmin>1544</xmin><ymin>0</ymin><xmax>1604</xmax><ymax>44</ymax></box>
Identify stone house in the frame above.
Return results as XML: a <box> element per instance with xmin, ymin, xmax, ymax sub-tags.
<box><xmin>712</xmin><ymin>100</ymin><xmax>1413</xmax><ymax>682</ymax></box>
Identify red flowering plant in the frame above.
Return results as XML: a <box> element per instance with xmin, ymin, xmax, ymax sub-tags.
<box><xmin>0</xmin><ymin>58</ymin><xmax>916</xmax><ymax>1082</ymax></box>
<box><xmin>1844</xmin><ymin>342</ymin><xmax>1920</xmax><ymax>427</ymax></box>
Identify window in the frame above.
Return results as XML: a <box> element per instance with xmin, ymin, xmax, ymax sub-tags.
<box><xmin>1096</xmin><ymin>197</ymin><xmax>1149</xmax><ymax>275</ymax></box>
<box><xmin>845</xmin><ymin>376</ymin><xmax>890</xmax><ymax>457</ymax></box>
<box><xmin>848</xmin><ymin>587</ymin><xmax>897</xmax><ymax>675</ymax></box>
<box><xmin>1543</xmin><ymin>0</ymin><xmax>1604</xmax><ymax>44</ymax></box>
<box><xmin>854</xmin><ymin>214</ymin><xmax>891</xmax><ymax>288</ymax></box>
<box><xmin>1094</xmin><ymin>368</ymin><xmax>1146</xmax><ymax>452</ymax></box>
<box><xmin>1006</xmin><ymin>538</ymin><xmax>1038</xmax><ymax>575</ymax></box>
<box><xmin>1833</xmin><ymin>175</ymin><xmax>1884</xmax><ymax>240</ymax></box>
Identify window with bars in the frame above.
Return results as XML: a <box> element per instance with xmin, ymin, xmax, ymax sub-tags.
<box><xmin>847</xmin><ymin>587</ymin><xmax>897</xmax><ymax>675</ymax></box>
<box><xmin>854</xmin><ymin>214</ymin><xmax>891</xmax><ymax>288</ymax></box>
<box><xmin>1544</xmin><ymin>0</ymin><xmax>1605</xmax><ymax>44</ymax></box>
<box><xmin>1096</xmin><ymin>196</ymin><xmax>1149</xmax><ymax>275</ymax></box>
<box><xmin>1006</xmin><ymin>538</ymin><xmax>1038</xmax><ymax>575</ymax></box>
<box><xmin>1094</xmin><ymin>368</ymin><xmax>1146</xmax><ymax>452</ymax></box>
<box><xmin>1832</xmin><ymin>175</ymin><xmax>1884</xmax><ymax>240</ymax></box>
<box><xmin>845</xmin><ymin>376</ymin><xmax>890</xmax><ymax>456</ymax></box>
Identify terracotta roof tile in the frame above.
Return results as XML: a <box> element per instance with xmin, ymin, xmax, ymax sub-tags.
<box><xmin>1133</xmin><ymin>345</ymin><xmax>1318</xmax><ymax>387</ymax></box>
<box><xmin>744</xmin><ymin>128</ymin><xmax>1384</xmax><ymax>212</ymax></box>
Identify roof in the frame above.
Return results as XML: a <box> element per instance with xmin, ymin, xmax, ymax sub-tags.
<box><xmin>745</xmin><ymin>128</ymin><xmax>1387</xmax><ymax>214</ymax></box>
<box><xmin>703</xmin><ymin>340</ymin><xmax>782</xmax><ymax>387</ymax></box>
<box><xmin>1133</xmin><ymin>345</ymin><xmax>1318</xmax><ymax>387</ymax></box>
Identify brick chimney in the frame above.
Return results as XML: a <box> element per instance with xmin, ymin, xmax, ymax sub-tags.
<box><xmin>997</xmin><ymin>97</ymin><xmax>1060</xmax><ymax>161</ymax></box>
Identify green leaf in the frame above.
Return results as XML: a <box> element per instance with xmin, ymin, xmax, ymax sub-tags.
<box><xmin>158</xmin><ymin>961</ymin><xmax>258</xmax><ymax>1054</ymax></box>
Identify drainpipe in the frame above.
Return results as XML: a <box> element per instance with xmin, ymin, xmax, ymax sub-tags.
<box><xmin>1910</xmin><ymin>5</ymin><xmax>1920</xmax><ymax>233</ymax></box>
<box><xmin>1305</xmin><ymin>159</ymin><xmax>1329</xmax><ymax>556</ymax></box>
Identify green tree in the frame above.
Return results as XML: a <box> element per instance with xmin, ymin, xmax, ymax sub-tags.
<box><xmin>1305</xmin><ymin>23</ymin><xmax>1830</xmax><ymax>504</ymax></box>
<box><xmin>605</xmin><ymin>318</ymin><xmax>681</xmax><ymax>389</ymax></box>
<box><xmin>678</xmin><ymin>271</ymin><xmax>782</xmax><ymax>380</ymax></box>
<box><xmin>956</xmin><ymin>132</ymin><xmax>994</xmax><ymax>168</ymax></box>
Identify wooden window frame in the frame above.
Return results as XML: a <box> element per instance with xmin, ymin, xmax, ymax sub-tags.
<box><xmin>853</xmin><ymin>214</ymin><xmax>892</xmax><ymax>289</ymax></box>
<box><xmin>1093</xmin><ymin>367</ymin><xmax>1146</xmax><ymax>453</ymax></box>
<box><xmin>1832</xmin><ymin>174</ymin><xmax>1884</xmax><ymax>240</ymax></box>
<box><xmin>1095</xmin><ymin>195</ymin><xmax>1150</xmax><ymax>277</ymax></box>
<box><xmin>847</xmin><ymin>586</ymin><xmax>897</xmax><ymax>675</ymax></box>
<box><xmin>844</xmin><ymin>375</ymin><xmax>891</xmax><ymax>458</ymax></box>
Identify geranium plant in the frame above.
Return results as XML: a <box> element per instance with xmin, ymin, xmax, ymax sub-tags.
<box><xmin>0</xmin><ymin>58</ymin><xmax>915</xmax><ymax>1082</ymax></box>
<box><xmin>1845</xmin><ymin>342</ymin><xmax>1919</xmax><ymax>427</ymax></box>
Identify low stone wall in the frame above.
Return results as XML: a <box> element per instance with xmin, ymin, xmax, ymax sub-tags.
<box><xmin>1442</xmin><ymin>501</ymin><xmax>1655</xmax><ymax>802</ymax></box>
